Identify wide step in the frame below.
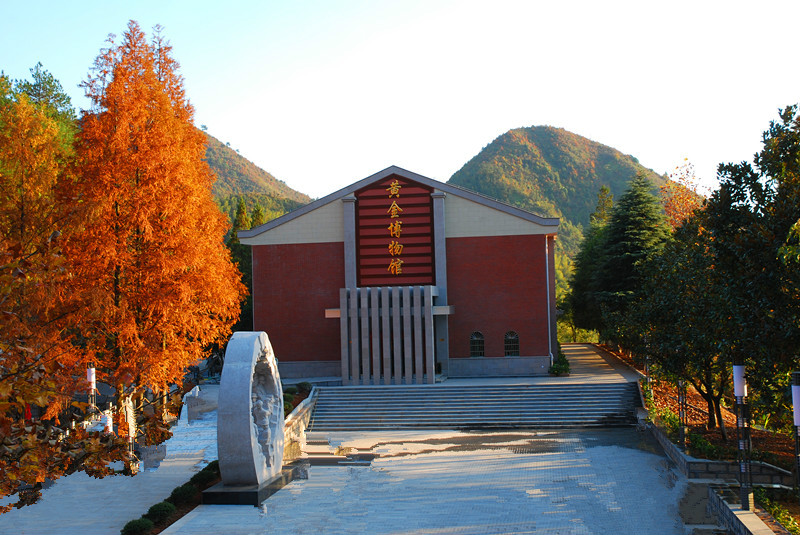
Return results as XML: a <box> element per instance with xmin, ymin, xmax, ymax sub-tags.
<box><xmin>308</xmin><ymin>383</ymin><xmax>640</xmax><ymax>431</ymax></box>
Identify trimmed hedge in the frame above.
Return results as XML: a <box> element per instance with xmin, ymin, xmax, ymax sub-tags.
<box><xmin>121</xmin><ymin>518</ymin><xmax>154</xmax><ymax>535</ymax></box>
<box><xmin>189</xmin><ymin>469</ymin><xmax>217</xmax><ymax>487</ymax></box>
<box><xmin>144</xmin><ymin>501</ymin><xmax>176</xmax><ymax>524</ymax></box>
<box><xmin>168</xmin><ymin>483</ymin><xmax>198</xmax><ymax>506</ymax></box>
<box><xmin>203</xmin><ymin>460</ymin><xmax>219</xmax><ymax>474</ymax></box>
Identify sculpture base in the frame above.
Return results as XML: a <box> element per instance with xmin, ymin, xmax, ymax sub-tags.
<box><xmin>202</xmin><ymin>462</ymin><xmax>307</xmax><ymax>506</ymax></box>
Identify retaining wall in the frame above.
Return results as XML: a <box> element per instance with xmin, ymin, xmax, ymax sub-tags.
<box><xmin>647</xmin><ymin>422</ymin><xmax>793</xmax><ymax>487</ymax></box>
<box><xmin>283</xmin><ymin>388</ymin><xmax>318</xmax><ymax>462</ymax></box>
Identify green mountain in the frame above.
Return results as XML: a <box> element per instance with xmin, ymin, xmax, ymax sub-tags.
<box><xmin>448</xmin><ymin>126</ymin><xmax>667</xmax><ymax>296</ymax></box>
<box><xmin>204</xmin><ymin>132</ymin><xmax>311</xmax><ymax>224</ymax></box>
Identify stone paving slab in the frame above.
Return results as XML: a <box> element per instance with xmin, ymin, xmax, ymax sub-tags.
<box><xmin>164</xmin><ymin>429</ymin><xmax>689</xmax><ymax>535</ymax></box>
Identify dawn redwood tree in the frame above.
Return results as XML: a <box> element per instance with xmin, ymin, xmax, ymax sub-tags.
<box><xmin>65</xmin><ymin>22</ymin><xmax>245</xmax><ymax>444</ymax></box>
<box><xmin>0</xmin><ymin>71</ymin><xmax>130</xmax><ymax>512</ymax></box>
<box><xmin>660</xmin><ymin>160</ymin><xmax>705</xmax><ymax>231</ymax></box>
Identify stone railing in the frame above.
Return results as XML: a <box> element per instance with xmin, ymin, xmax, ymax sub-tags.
<box><xmin>283</xmin><ymin>387</ymin><xmax>319</xmax><ymax>462</ymax></box>
<box><xmin>647</xmin><ymin>422</ymin><xmax>793</xmax><ymax>487</ymax></box>
<box><xmin>707</xmin><ymin>485</ymin><xmax>778</xmax><ymax>535</ymax></box>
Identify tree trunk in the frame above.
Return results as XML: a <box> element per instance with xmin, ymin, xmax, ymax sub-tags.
<box><xmin>713</xmin><ymin>397</ymin><xmax>728</xmax><ymax>441</ymax></box>
<box><xmin>705</xmin><ymin>396</ymin><xmax>717</xmax><ymax>429</ymax></box>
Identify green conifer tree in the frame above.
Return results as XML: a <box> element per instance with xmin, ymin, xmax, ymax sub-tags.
<box><xmin>250</xmin><ymin>203</ymin><xmax>266</xmax><ymax>228</ymax></box>
<box><xmin>594</xmin><ymin>173</ymin><xmax>669</xmax><ymax>332</ymax></box>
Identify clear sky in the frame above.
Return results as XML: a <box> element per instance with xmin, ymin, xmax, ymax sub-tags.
<box><xmin>3</xmin><ymin>0</ymin><xmax>799</xmax><ymax>199</ymax></box>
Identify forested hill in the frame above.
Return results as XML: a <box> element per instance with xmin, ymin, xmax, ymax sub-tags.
<box><xmin>204</xmin><ymin>132</ymin><xmax>311</xmax><ymax>223</ymax></box>
<box><xmin>448</xmin><ymin>126</ymin><xmax>666</xmax><ymax>294</ymax></box>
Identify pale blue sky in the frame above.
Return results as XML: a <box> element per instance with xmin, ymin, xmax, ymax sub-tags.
<box><xmin>3</xmin><ymin>1</ymin><xmax>799</xmax><ymax>198</ymax></box>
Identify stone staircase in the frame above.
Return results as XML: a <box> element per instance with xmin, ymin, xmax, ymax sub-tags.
<box><xmin>308</xmin><ymin>382</ymin><xmax>641</xmax><ymax>431</ymax></box>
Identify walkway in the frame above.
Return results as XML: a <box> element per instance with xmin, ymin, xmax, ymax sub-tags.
<box><xmin>443</xmin><ymin>343</ymin><xmax>640</xmax><ymax>386</ymax></box>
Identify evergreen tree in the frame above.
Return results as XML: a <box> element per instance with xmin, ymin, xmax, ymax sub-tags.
<box><xmin>700</xmin><ymin>104</ymin><xmax>800</xmax><ymax>416</ymax></box>
<box><xmin>226</xmin><ymin>196</ymin><xmax>252</xmax><ymax>331</ymax></box>
<box><xmin>594</xmin><ymin>173</ymin><xmax>669</xmax><ymax>333</ymax></box>
<box><xmin>228</xmin><ymin>196</ymin><xmax>249</xmax><ymax>245</ymax></box>
<box><xmin>569</xmin><ymin>185</ymin><xmax>615</xmax><ymax>332</ymax></box>
<box><xmin>250</xmin><ymin>202</ymin><xmax>266</xmax><ymax>228</ymax></box>
<box><xmin>630</xmin><ymin>218</ymin><xmax>730</xmax><ymax>432</ymax></box>
<box><xmin>569</xmin><ymin>222</ymin><xmax>609</xmax><ymax>332</ymax></box>
<box><xmin>590</xmin><ymin>185</ymin><xmax>613</xmax><ymax>224</ymax></box>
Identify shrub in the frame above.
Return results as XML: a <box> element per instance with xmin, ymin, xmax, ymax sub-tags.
<box><xmin>283</xmin><ymin>386</ymin><xmax>298</xmax><ymax>395</ymax></box>
<box><xmin>168</xmin><ymin>483</ymin><xmax>198</xmax><ymax>506</ymax></box>
<box><xmin>640</xmin><ymin>378</ymin><xmax>654</xmax><ymax>410</ymax></box>
<box><xmin>755</xmin><ymin>488</ymin><xmax>800</xmax><ymax>535</ymax></box>
<box><xmin>189</xmin><ymin>468</ymin><xmax>217</xmax><ymax>488</ymax></box>
<box><xmin>296</xmin><ymin>382</ymin><xmax>313</xmax><ymax>393</ymax></box>
<box><xmin>284</xmin><ymin>401</ymin><xmax>293</xmax><ymax>416</ymax></box>
<box><xmin>687</xmin><ymin>432</ymin><xmax>719</xmax><ymax>459</ymax></box>
<box><xmin>202</xmin><ymin>460</ymin><xmax>219</xmax><ymax>474</ymax></box>
<box><xmin>144</xmin><ymin>501</ymin><xmax>176</xmax><ymax>524</ymax></box>
<box><xmin>283</xmin><ymin>392</ymin><xmax>295</xmax><ymax>403</ymax></box>
<box><xmin>120</xmin><ymin>517</ymin><xmax>154</xmax><ymax>535</ymax></box>
<box><xmin>548</xmin><ymin>351</ymin><xmax>570</xmax><ymax>376</ymax></box>
<box><xmin>654</xmin><ymin>406</ymin><xmax>681</xmax><ymax>438</ymax></box>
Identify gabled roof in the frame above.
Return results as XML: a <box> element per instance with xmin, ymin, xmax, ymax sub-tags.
<box><xmin>238</xmin><ymin>165</ymin><xmax>559</xmax><ymax>240</ymax></box>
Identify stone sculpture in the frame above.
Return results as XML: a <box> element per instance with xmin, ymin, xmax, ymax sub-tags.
<box><xmin>217</xmin><ymin>331</ymin><xmax>284</xmax><ymax>487</ymax></box>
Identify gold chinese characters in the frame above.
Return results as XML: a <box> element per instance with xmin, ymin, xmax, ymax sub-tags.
<box><xmin>386</xmin><ymin>180</ymin><xmax>403</xmax><ymax>274</ymax></box>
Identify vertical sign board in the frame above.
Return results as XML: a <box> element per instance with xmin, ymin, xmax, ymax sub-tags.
<box><xmin>355</xmin><ymin>175</ymin><xmax>434</xmax><ymax>286</ymax></box>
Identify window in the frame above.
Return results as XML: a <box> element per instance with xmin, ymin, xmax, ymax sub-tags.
<box><xmin>504</xmin><ymin>331</ymin><xmax>520</xmax><ymax>356</ymax></box>
<box><xmin>469</xmin><ymin>331</ymin><xmax>485</xmax><ymax>357</ymax></box>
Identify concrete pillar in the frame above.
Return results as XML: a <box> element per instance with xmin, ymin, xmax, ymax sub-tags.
<box><xmin>402</xmin><ymin>286</ymin><xmax>413</xmax><ymax>384</ymax></box>
<box><xmin>413</xmin><ymin>286</ymin><xmax>423</xmax><ymax>384</ymax></box>
<box><xmin>360</xmin><ymin>288</ymin><xmax>370</xmax><ymax>383</ymax></box>
<box><xmin>342</xmin><ymin>195</ymin><xmax>357</xmax><ymax>289</ymax></box>
<box><xmin>370</xmin><ymin>287</ymin><xmax>380</xmax><ymax>385</ymax></box>
<box><xmin>339</xmin><ymin>288</ymin><xmax>350</xmax><ymax>385</ymax></box>
<box><xmin>431</xmin><ymin>192</ymin><xmax>450</xmax><ymax>376</ymax></box>
<box><xmin>546</xmin><ymin>235</ymin><xmax>558</xmax><ymax>363</ymax></box>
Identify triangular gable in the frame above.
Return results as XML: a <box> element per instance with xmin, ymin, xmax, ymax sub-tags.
<box><xmin>238</xmin><ymin>165</ymin><xmax>558</xmax><ymax>246</ymax></box>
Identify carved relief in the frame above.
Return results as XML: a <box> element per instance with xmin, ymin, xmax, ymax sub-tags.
<box><xmin>217</xmin><ymin>331</ymin><xmax>284</xmax><ymax>487</ymax></box>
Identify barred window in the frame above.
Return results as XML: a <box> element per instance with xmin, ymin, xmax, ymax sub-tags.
<box><xmin>469</xmin><ymin>331</ymin><xmax>485</xmax><ymax>357</ymax></box>
<box><xmin>504</xmin><ymin>331</ymin><xmax>520</xmax><ymax>356</ymax></box>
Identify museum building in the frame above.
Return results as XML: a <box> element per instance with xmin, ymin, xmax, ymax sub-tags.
<box><xmin>238</xmin><ymin>166</ymin><xmax>559</xmax><ymax>384</ymax></box>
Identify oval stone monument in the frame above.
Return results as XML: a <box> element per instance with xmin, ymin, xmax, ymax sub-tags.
<box><xmin>217</xmin><ymin>331</ymin><xmax>284</xmax><ymax>487</ymax></box>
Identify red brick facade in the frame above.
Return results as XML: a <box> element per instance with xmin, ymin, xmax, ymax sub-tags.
<box><xmin>252</xmin><ymin>242</ymin><xmax>343</xmax><ymax>362</ymax></box>
<box><xmin>446</xmin><ymin>235</ymin><xmax>550</xmax><ymax>358</ymax></box>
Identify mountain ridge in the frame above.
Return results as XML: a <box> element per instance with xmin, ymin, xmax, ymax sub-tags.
<box><xmin>448</xmin><ymin>125</ymin><xmax>668</xmax><ymax>294</ymax></box>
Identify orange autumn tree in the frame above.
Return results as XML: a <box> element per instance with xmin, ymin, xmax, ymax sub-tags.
<box><xmin>0</xmin><ymin>71</ymin><xmax>131</xmax><ymax>513</ymax></box>
<box><xmin>65</xmin><ymin>22</ymin><xmax>245</xmax><ymax>447</ymax></box>
<box><xmin>661</xmin><ymin>159</ymin><xmax>705</xmax><ymax>230</ymax></box>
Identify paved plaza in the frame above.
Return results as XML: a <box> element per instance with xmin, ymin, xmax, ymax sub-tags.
<box><xmin>0</xmin><ymin>345</ymin><xmax>726</xmax><ymax>534</ymax></box>
<box><xmin>166</xmin><ymin>428</ymin><xmax>688</xmax><ymax>535</ymax></box>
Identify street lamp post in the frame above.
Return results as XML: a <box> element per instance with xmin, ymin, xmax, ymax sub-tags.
<box><xmin>791</xmin><ymin>372</ymin><xmax>800</xmax><ymax>501</ymax></box>
<box><xmin>733</xmin><ymin>362</ymin><xmax>753</xmax><ymax>510</ymax></box>
<box><xmin>678</xmin><ymin>380</ymin><xmax>687</xmax><ymax>451</ymax></box>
